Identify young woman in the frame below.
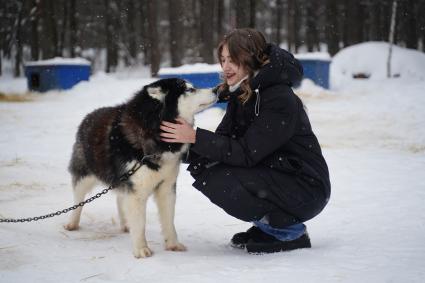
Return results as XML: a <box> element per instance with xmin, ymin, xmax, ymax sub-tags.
<box><xmin>160</xmin><ymin>28</ymin><xmax>331</xmax><ymax>254</ymax></box>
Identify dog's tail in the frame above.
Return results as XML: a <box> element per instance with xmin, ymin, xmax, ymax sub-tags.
<box><xmin>68</xmin><ymin>140</ymin><xmax>91</xmax><ymax>187</ymax></box>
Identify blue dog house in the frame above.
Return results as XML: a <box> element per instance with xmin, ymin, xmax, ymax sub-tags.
<box><xmin>158</xmin><ymin>56</ymin><xmax>330</xmax><ymax>110</ymax></box>
<box><xmin>158</xmin><ymin>63</ymin><xmax>222</xmax><ymax>88</ymax></box>
<box><xmin>159</xmin><ymin>63</ymin><xmax>225</xmax><ymax>109</ymax></box>
<box><xmin>158</xmin><ymin>57</ymin><xmax>331</xmax><ymax>91</ymax></box>
<box><xmin>25</xmin><ymin>57</ymin><xmax>91</xmax><ymax>92</ymax></box>
<box><xmin>296</xmin><ymin>54</ymin><xmax>331</xmax><ymax>89</ymax></box>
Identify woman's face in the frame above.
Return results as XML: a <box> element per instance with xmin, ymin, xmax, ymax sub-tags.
<box><xmin>220</xmin><ymin>45</ymin><xmax>248</xmax><ymax>87</ymax></box>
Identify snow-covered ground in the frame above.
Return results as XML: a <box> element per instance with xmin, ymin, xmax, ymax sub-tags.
<box><xmin>1</xmin><ymin>43</ymin><xmax>425</xmax><ymax>282</ymax></box>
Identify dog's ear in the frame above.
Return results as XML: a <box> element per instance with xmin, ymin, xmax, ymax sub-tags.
<box><xmin>147</xmin><ymin>87</ymin><xmax>166</xmax><ymax>102</ymax></box>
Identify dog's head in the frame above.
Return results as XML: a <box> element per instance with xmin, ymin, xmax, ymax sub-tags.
<box><xmin>143</xmin><ymin>78</ymin><xmax>217</xmax><ymax>124</ymax></box>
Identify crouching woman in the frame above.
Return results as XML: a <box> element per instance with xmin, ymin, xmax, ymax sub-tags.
<box><xmin>160</xmin><ymin>28</ymin><xmax>331</xmax><ymax>254</ymax></box>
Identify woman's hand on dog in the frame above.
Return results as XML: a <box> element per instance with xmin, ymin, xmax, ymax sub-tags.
<box><xmin>160</xmin><ymin>117</ymin><xmax>196</xmax><ymax>144</ymax></box>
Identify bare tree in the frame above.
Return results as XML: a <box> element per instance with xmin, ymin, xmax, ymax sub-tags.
<box><xmin>404</xmin><ymin>0</ymin><xmax>418</xmax><ymax>49</ymax></box>
<box><xmin>387</xmin><ymin>0</ymin><xmax>397</xmax><ymax>78</ymax></box>
<box><xmin>345</xmin><ymin>0</ymin><xmax>364</xmax><ymax>45</ymax></box>
<box><xmin>58</xmin><ymin>1</ymin><xmax>68</xmax><ymax>56</ymax></box>
<box><xmin>124</xmin><ymin>0</ymin><xmax>137</xmax><ymax>64</ymax></box>
<box><xmin>104</xmin><ymin>0</ymin><xmax>119</xmax><ymax>73</ymax></box>
<box><xmin>168</xmin><ymin>0</ymin><xmax>184</xmax><ymax>67</ymax></box>
<box><xmin>305</xmin><ymin>1</ymin><xmax>318</xmax><ymax>52</ymax></box>
<box><xmin>249</xmin><ymin>0</ymin><xmax>256</xmax><ymax>28</ymax></box>
<box><xmin>235</xmin><ymin>0</ymin><xmax>251</xmax><ymax>28</ymax></box>
<box><xmin>139</xmin><ymin>0</ymin><xmax>149</xmax><ymax>65</ymax></box>
<box><xmin>200</xmin><ymin>0</ymin><xmax>214</xmax><ymax>64</ymax></box>
<box><xmin>419</xmin><ymin>0</ymin><xmax>425</xmax><ymax>51</ymax></box>
<box><xmin>29</xmin><ymin>0</ymin><xmax>40</xmax><ymax>60</ymax></box>
<box><xmin>216</xmin><ymin>0</ymin><xmax>225</xmax><ymax>42</ymax></box>
<box><xmin>1</xmin><ymin>0</ymin><xmax>425</xmax><ymax>78</ymax></box>
<box><xmin>14</xmin><ymin>0</ymin><xmax>24</xmax><ymax>77</ymax></box>
<box><xmin>274</xmin><ymin>0</ymin><xmax>283</xmax><ymax>44</ymax></box>
<box><xmin>147</xmin><ymin>0</ymin><xmax>160</xmax><ymax>76</ymax></box>
<box><xmin>325</xmin><ymin>0</ymin><xmax>339</xmax><ymax>56</ymax></box>
<box><xmin>293</xmin><ymin>0</ymin><xmax>301</xmax><ymax>52</ymax></box>
<box><xmin>286</xmin><ymin>0</ymin><xmax>295</xmax><ymax>52</ymax></box>
<box><xmin>40</xmin><ymin>0</ymin><xmax>59</xmax><ymax>59</ymax></box>
<box><xmin>69</xmin><ymin>0</ymin><xmax>78</xmax><ymax>57</ymax></box>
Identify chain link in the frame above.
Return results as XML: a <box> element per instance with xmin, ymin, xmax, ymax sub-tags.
<box><xmin>0</xmin><ymin>159</ymin><xmax>147</xmax><ymax>224</ymax></box>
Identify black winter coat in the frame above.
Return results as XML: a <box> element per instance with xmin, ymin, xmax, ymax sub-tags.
<box><xmin>188</xmin><ymin>44</ymin><xmax>330</xmax><ymax>226</ymax></box>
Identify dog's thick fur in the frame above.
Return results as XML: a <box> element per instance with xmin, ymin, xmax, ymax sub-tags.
<box><xmin>64</xmin><ymin>78</ymin><xmax>216</xmax><ymax>258</ymax></box>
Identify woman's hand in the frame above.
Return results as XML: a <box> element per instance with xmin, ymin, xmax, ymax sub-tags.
<box><xmin>160</xmin><ymin>117</ymin><xmax>196</xmax><ymax>144</ymax></box>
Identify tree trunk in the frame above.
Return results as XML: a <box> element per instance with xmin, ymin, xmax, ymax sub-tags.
<box><xmin>380</xmin><ymin>1</ymin><xmax>391</xmax><ymax>42</ymax></box>
<box><xmin>147</xmin><ymin>0</ymin><xmax>160</xmax><ymax>76</ymax></box>
<box><xmin>305</xmin><ymin>1</ymin><xmax>314</xmax><ymax>51</ymax></box>
<box><xmin>305</xmin><ymin>0</ymin><xmax>319</xmax><ymax>52</ymax></box>
<box><xmin>405</xmin><ymin>0</ymin><xmax>417</xmax><ymax>49</ymax></box>
<box><xmin>200</xmin><ymin>0</ymin><xmax>214</xmax><ymax>64</ymax></box>
<box><xmin>286</xmin><ymin>0</ymin><xmax>294</xmax><ymax>52</ymax></box>
<box><xmin>346</xmin><ymin>0</ymin><xmax>364</xmax><ymax>45</ymax></box>
<box><xmin>325</xmin><ymin>0</ymin><xmax>339</xmax><ymax>56</ymax></box>
<box><xmin>235</xmin><ymin>0</ymin><xmax>250</xmax><ymax>28</ymax></box>
<box><xmin>293</xmin><ymin>0</ymin><xmax>301</xmax><ymax>53</ymax></box>
<box><xmin>29</xmin><ymin>0</ymin><xmax>40</xmax><ymax>60</ymax></box>
<box><xmin>191</xmin><ymin>0</ymin><xmax>202</xmax><ymax>58</ymax></box>
<box><xmin>104</xmin><ymin>0</ymin><xmax>119</xmax><ymax>73</ymax></box>
<box><xmin>168</xmin><ymin>0</ymin><xmax>184</xmax><ymax>67</ymax></box>
<box><xmin>126</xmin><ymin>0</ymin><xmax>137</xmax><ymax>64</ymax></box>
<box><xmin>14</xmin><ymin>0</ymin><xmax>24</xmax><ymax>77</ymax></box>
<box><xmin>41</xmin><ymin>0</ymin><xmax>59</xmax><ymax>59</ymax></box>
<box><xmin>216</xmin><ymin>0</ymin><xmax>225</xmax><ymax>41</ymax></box>
<box><xmin>387</xmin><ymin>0</ymin><xmax>397</xmax><ymax>78</ymax></box>
<box><xmin>58</xmin><ymin>1</ymin><xmax>68</xmax><ymax>57</ymax></box>
<box><xmin>139</xmin><ymin>0</ymin><xmax>149</xmax><ymax>65</ymax></box>
<box><xmin>418</xmin><ymin>0</ymin><xmax>425</xmax><ymax>51</ymax></box>
<box><xmin>369</xmin><ymin>1</ymin><xmax>380</xmax><ymax>41</ymax></box>
<box><xmin>69</xmin><ymin>0</ymin><xmax>77</xmax><ymax>57</ymax></box>
<box><xmin>275</xmin><ymin>0</ymin><xmax>283</xmax><ymax>45</ymax></box>
<box><xmin>249</xmin><ymin>0</ymin><xmax>256</xmax><ymax>28</ymax></box>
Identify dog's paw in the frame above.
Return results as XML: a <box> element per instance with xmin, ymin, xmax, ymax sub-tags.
<box><xmin>133</xmin><ymin>247</ymin><xmax>153</xmax><ymax>258</ymax></box>
<box><xmin>166</xmin><ymin>242</ymin><xmax>187</xmax><ymax>252</ymax></box>
<box><xmin>64</xmin><ymin>223</ymin><xmax>79</xmax><ymax>231</ymax></box>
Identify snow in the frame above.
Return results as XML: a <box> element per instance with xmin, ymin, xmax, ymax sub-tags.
<box><xmin>330</xmin><ymin>42</ymin><xmax>425</xmax><ymax>89</ymax></box>
<box><xmin>295</xmin><ymin>52</ymin><xmax>331</xmax><ymax>61</ymax></box>
<box><xmin>25</xmin><ymin>57</ymin><xmax>91</xmax><ymax>67</ymax></box>
<box><xmin>0</xmin><ymin>76</ymin><xmax>27</xmax><ymax>95</ymax></box>
<box><xmin>1</xmin><ymin>44</ymin><xmax>425</xmax><ymax>282</ymax></box>
<box><xmin>158</xmin><ymin>63</ymin><xmax>222</xmax><ymax>75</ymax></box>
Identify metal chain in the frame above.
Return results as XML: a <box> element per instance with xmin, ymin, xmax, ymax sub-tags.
<box><xmin>0</xmin><ymin>157</ymin><xmax>150</xmax><ymax>223</ymax></box>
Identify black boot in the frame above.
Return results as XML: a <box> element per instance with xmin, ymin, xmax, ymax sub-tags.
<box><xmin>245</xmin><ymin>232</ymin><xmax>312</xmax><ymax>254</ymax></box>
<box><xmin>230</xmin><ymin>226</ymin><xmax>263</xmax><ymax>249</ymax></box>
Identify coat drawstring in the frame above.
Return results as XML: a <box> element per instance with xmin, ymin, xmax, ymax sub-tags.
<box><xmin>254</xmin><ymin>85</ymin><xmax>260</xmax><ymax>116</ymax></box>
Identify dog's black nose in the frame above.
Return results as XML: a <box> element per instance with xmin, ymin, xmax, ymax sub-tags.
<box><xmin>212</xmin><ymin>85</ymin><xmax>220</xmax><ymax>95</ymax></box>
<box><xmin>213</xmin><ymin>86</ymin><xmax>230</xmax><ymax>103</ymax></box>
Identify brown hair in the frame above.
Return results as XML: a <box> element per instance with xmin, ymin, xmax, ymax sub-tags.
<box><xmin>217</xmin><ymin>28</ymin><xmax>269</xmax><ymax>103</ymax></box>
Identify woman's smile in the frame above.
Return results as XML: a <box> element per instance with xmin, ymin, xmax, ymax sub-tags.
<box><xmin>220</xmin><ymin>45</ymin><xmax>248</xmax><ymax>86</ymax></box>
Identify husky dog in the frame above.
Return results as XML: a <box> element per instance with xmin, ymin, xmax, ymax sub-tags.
<box><xmin>64</xmin><ymin>78</ymin><xmax>216</xmax><ymax>258</ymax></box>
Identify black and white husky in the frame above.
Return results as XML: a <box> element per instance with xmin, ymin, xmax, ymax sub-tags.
<box><xmin>64</xmin><ymin>78</ymin><xmax>216</xmax><ymax>258</ymax></box>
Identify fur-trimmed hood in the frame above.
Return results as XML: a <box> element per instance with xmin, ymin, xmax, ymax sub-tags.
<box><xmin>251</xmin><ymin>43</ymin><xmax>303</xmax><ymax>90</ymax></box>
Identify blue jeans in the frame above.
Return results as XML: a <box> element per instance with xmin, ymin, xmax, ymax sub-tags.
<box><xmin>253</xmin><ymin>220</ymin><xmax>306</xmax><ymax>241</ymax></box>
